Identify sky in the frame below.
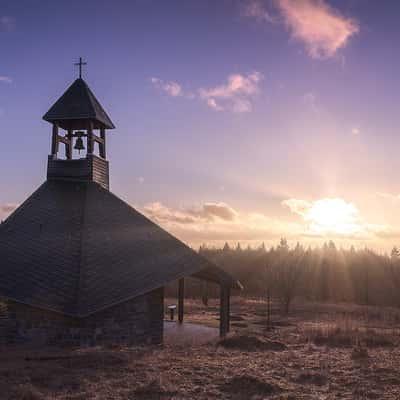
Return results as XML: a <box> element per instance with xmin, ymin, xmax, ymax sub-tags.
<box><xmin>1</xmin><ymin>0</ymin><xmax>400</xmax><ymax>252</ymax></box>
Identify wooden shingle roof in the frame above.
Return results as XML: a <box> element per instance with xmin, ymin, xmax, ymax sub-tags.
<box><xmin>43</xmin><ymin>78</ymin><xmax>115</xmax><ymax>130</ymax></box>
<box><xmin>0</xmin><ymin>181</ymin><xmax>241</xmax><ymax>317</ymax></box>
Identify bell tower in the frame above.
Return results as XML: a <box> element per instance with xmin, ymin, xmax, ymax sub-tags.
<box><xmin>43</xmin><ymin>58</ymin><xmax>115</xmax><ymax>190</ymax></box>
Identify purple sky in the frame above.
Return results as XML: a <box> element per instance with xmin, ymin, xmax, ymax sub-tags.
<box><xmin>2</xmin><ymin>0</ymin><xmax>400</xmax><ymax>251</ymax></box>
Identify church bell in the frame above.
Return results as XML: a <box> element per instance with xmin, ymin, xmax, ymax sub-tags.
<box><xmin>74</xmin><ymin>136</ymin><xmax>85</xmax><ymax>153</ymax></box>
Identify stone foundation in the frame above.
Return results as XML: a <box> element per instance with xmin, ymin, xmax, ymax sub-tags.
<box><xmin>0</xmin><ymin>288</ymin><xmax>164</xmax><ymax>347</ymax></box>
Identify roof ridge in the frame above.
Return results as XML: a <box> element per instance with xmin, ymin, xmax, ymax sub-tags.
<box><xmin>78</xmin><ymin>79</ymin><xmax>97</xmax><ymax>118</ymax></box>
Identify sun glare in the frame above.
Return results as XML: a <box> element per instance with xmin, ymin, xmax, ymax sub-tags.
<box><xmin>305</xmin><ymin>198</ymin><xmax>361</xmax><ymax>236</ymax></box>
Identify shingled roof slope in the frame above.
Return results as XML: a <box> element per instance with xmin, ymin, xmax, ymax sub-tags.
<box><xmin>0</xmin><ymin>181</ymin><xmax>240</xmax><ymax>317</ymax></box>
<box><xmin>43</xmin><ymin>78</ymin><xmax>115</xmax><ymax>129</ymax></box>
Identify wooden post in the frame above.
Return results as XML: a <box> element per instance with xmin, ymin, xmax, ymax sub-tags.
<box><xmin>227</xmin><ymin>287</ymin><xmax>230</xmax><ymax>333</ymax></box>
<box><xmin>220</xmin><ymin>284</ymin><xmax>229</xmax><ymax>337</ymax></box>
<box><xmin>51</xmin><ymin>123</ymin><xmax>59</xmax><ymax>156</ymax></box>
<box><xmin>87</xmin><ymin>121</ymin><xmax>94</xmax><ymax>155</ymax></box>
<box><xmin>178</xmin><ymin>278</ymin><xmax>184</xmax><ymax>324</ymax></box>
<box><xmin>99</xmin><ymin>127</ymin><xmax>106</xmax><ymax>158</ymax></box>
<box><xmin>66</xmin><ymin>129</ymin><xmax>73</xmax><ymax>160</ymax></box>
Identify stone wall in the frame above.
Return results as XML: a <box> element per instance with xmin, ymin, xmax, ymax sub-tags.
<box><xmin>0</xmin><ymin>288</ymin><xmax>164</xmax><ymax>347</ymax></box>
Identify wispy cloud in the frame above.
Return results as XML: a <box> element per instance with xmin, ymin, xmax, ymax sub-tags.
<box><xmin>142</xmin><ymin>200</ymin><xmax>302</xmax><ymax>245</ymax></box>
<box><xmin>276</xmin><ymin>0</ymin><xmax>359</xmax><ymax>59</ymax></box>
<box><xmin>199</xmin><ymin>71</ymin><xmax>263</xmax><ymax>112</ymax></box>
<box><xmin>0</xmin><ymin>76</ymin><xmax>12</xmax><ymax>84</ymax></box>
<box><xmin>144</xmin><ymin>201</ymin><xmax>239</xmax><ymax>224</ymax></box>
<box><xmin>151</xmin><ymin>71</ymin><xmax>263</xmax><ymax>113</ymax></box>
<box><xmin>150</xmin><ymin>77</ymin><xmax>183</xmax><ymax>97</ymax></box>
<box><xmin>240</xmin><ymin>0</ymin><xmax>358</xmax><ymax>59</ymax></box>
<box><xmin>377</xmin><ymin>192</ymin><xmax>400</xmax><ymax>202</ymax></box>
<box><xmin>240</xmin><ymin>0</ymin><xmax>276</xmax><ymax>23</ymax></box>
<box><xmin>0</xmin><ymin>16</ymin><xmax>15</xmax><ymax>32</ymax></box>
<box><xmin>140</xmin><ymin>198</ymin><xmax>400</xmax><ymax>246</ymax></box>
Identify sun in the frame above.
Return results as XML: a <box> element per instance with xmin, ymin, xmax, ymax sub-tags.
<box><xmin>304</xmin><ymin>198</ymin><xmax>362</xmax><ymax>236</ymax></box>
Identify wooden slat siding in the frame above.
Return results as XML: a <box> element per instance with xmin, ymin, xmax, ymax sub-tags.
<box><xmin>47</xmin><ymin>155</ymin><xmax>109</xmax><ymax>190</ymax></box>
<box><xmin>178</xmin><ymin>278</ymin><xmax>184</xmax><ymax>324</ymax></box>
<box><xmin>90</xmin><ymin>155</ymin><xmax>109</xmax><ymax>190</ymax></box>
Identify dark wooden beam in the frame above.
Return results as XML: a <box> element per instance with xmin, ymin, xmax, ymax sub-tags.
<box><xmin>178</xmin><ymin>278</ymin><xmax>184</xmax><ymax>324</ymax></box>
<box><xmin>58</xmin><ymin>136</ymin><xmax>70</xmax><ymax>146</ymax></box>
<box><xmin>92</xmin><ymin>133</ymin><xmax>105</xmax><ymax>145</ymax></box>
<box><xmin>66</xmin><ymin>129</ymin><xmax>73</xmax><ymax>159</ymax></box>
<box><xmin>87</xmin><ymin>121</ymin><xmax>94</xmax><ymax>155</ymax></box>
<box><xmin>219</xmin><ymin>284</ymin><xmax>229</xmax><ymax>337</ymax></box>
<box><xmin>99</xmin><ymin>127</ymin><xmax>106</xmax><ymax>159</ymax></box>
<box><xmin>51</xmin><ymin>123</ymin><xmax>59</xmax><ymax>156</ymax></box>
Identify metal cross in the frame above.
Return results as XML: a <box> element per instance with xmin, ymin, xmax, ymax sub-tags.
<box><xmin>74</xmin><ymin>57</ymin><xmax>87</xmax><ymax>79</ymax></box>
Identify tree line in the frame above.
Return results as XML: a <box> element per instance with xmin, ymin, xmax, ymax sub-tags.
<box><xmin>195</xmin><ymin>239</ymin><xmax>400</xmax><ymax>313</ymax></box>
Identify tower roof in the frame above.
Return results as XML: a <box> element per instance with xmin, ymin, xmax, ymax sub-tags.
<box><xmin>43</xmin><ymin>78</ymin><xmax>115</xmax><ymax>130</ymax></box>
<box><xmin>0</xmin><ymin>181</ymin><xmax>241</xmax><ymax>317</ymax></box>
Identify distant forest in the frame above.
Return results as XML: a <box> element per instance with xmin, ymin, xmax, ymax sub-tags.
<box><xmin>173</xmin><ymin>239</ymin><xmax>400</xmax><ymax>312</ymax></box>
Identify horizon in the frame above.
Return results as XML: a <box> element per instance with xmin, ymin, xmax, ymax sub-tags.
<box><xmin>2</xmin><ymin>0</ymin><xmax>400</xmax><ymax>252</ymax></box>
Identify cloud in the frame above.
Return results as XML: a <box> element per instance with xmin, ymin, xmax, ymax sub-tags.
<box><xmin>142</xmin><ymin>201</ymin><xmax>300</xmax><ymax>243</ymax></box>
<box><xmin>140</xmin><ymin>198</ymin><xmax>399</xmax><ymax>248</ymax></box>
<box><xmin>373</xmin><ymin>227</ymin><xmax>400</xmax><ymax>240</ymax></box>
<box><xmin>352</xmin><ymin>127</ymin><xmax>360</xmax><ymax>135</ymax></box>
<box><xmin>151</xmin><ymin>71</ymin><xmax>263</xmax><ymax>113</ymax></box>
<box><xmin>0</xmin><ymin>16</ymin><xmax>15</xmax><ymax>32</ymax></box>
<box><xmin>150</xmin><ymin>77</ymin><xmax>183</xmax><ymax>97</ymax></box>
<box><xmin>199</xmin><ymin>203</ymin><xmax>239</xmax><ymax>221</ymax></box>
<box><xmin>282</xmin><ymin>197</ymin><xmax>390</xmax><ymax>239</ymax></box>
<box><xmin>144</xmin><ymin>202</ymin><xmax>199</xmax><ymax>225</ymax></box>
<box><xmin>198</xmin><ymin>71</ymin><xmax>263</xmax><ymax>112</ymax></box>
<box><xmin>377</xmin><ymin>192</ymin><xmax>400</xmax><ymax>203</ymax></box>
<box><xmin>276</xmin><ymin>0</ymin><xmax>359</xmax><ymax>59</ymax></box>
<box><xmin>0</xmin><ymin>76</ymin><xmax>12</xmax><ymax>84</ymax></box>
<box><xmin>283</xmin><ymin>197</ymin><xmax>362</xmax><ymax>237</ymax></box>
<box><xmin>144</xmin><ymin>201</ymin><xmax>238</xmax><ymax>225</ymax></box>
<box><xmin>206</xmin><ymin>98</ymin><xmax>223</xmax><ymax>111</ymax></box>
<box><xmin>0</xmin><ymin>203</ymin><xmax>18</xmax><ymax>220</ymax></box>
<box><xmin>240</xmin><ymin>0</ymin><xmax>276</xmax><ymax>23</ymax></box>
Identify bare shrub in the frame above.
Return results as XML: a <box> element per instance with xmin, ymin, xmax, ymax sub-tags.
<box><xmin>304</xmin><ymin>319</ymin><xmax>396</xmax><ymax>348</ymax></box>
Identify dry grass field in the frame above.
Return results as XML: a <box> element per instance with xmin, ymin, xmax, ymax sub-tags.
<box><xmin>2</xmin><ymin>297</ymin><xmax>400</xmax><ymax>399</ymax></box>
